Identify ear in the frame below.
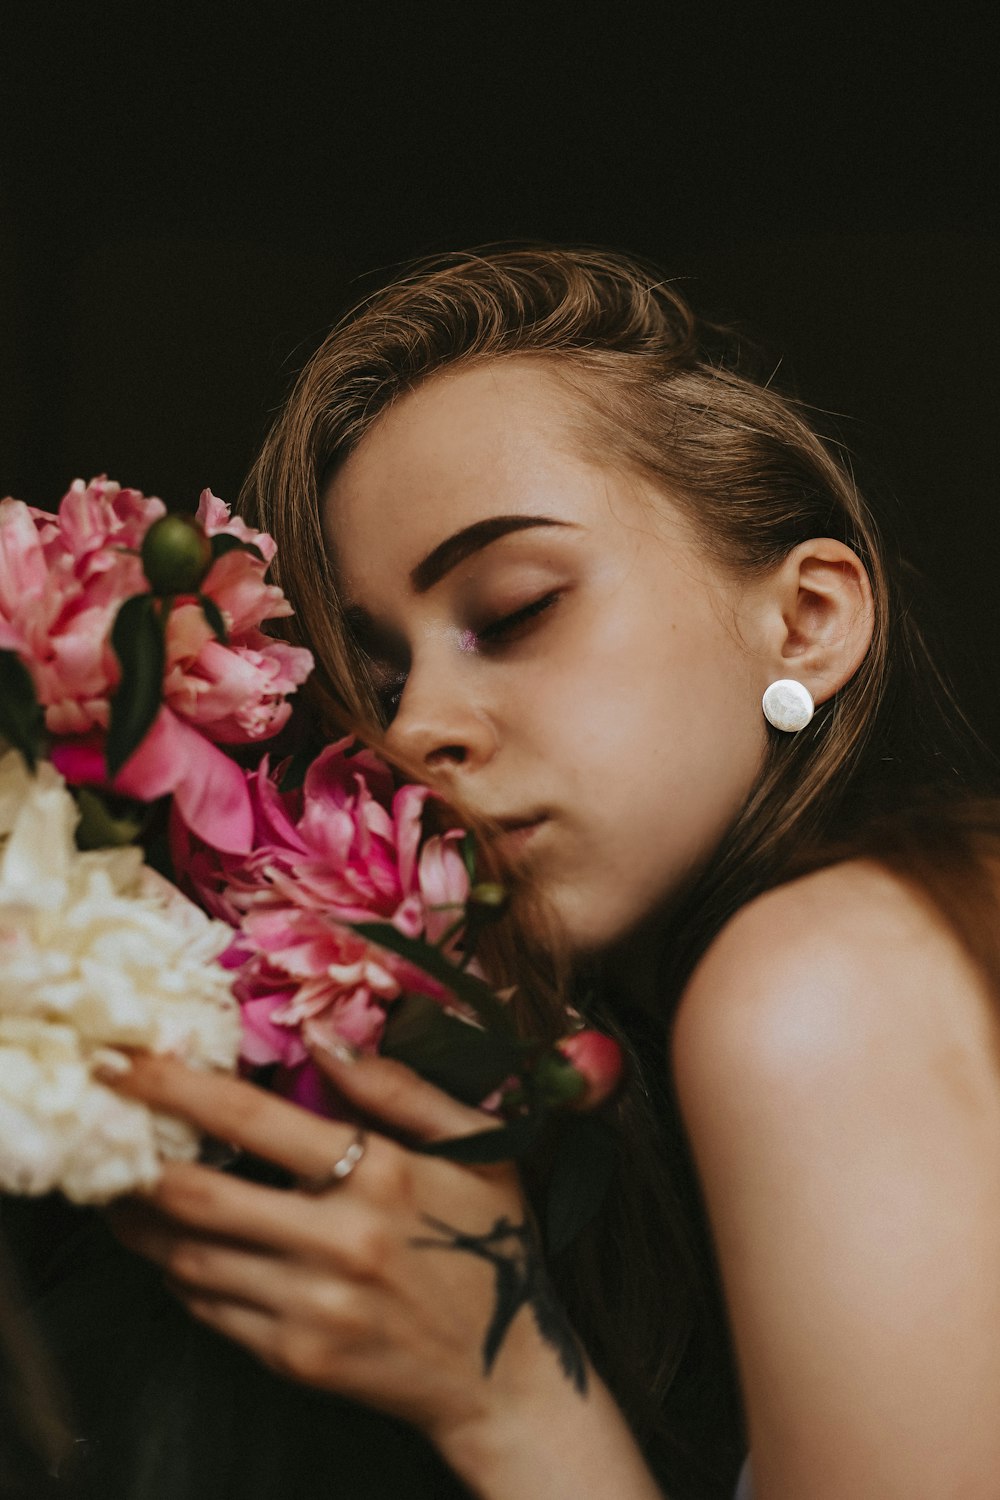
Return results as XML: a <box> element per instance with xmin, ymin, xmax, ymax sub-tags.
<box><xmin>757</xmin><ymin>539</ymin><xmax>875</xmax><ymax>706</ymax></box>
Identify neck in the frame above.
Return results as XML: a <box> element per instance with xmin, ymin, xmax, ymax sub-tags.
<box><xmin>589</xmin><ymin>909</ymin><xmax>675</xmax><ymax>1019</ymax></box>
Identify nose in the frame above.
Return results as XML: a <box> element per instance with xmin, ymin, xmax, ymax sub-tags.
<box><xmin>383</xmin><ymin>660</ymin><xmax>499</xmax><ymax>780</ymax></box>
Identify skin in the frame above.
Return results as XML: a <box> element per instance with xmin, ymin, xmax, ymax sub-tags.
<box><xmin>109</xmin><ymin>359</ymin><xmax>1000</xmax><ymax>1498</ymax></box>
<box><xmin>674</xmin><ymin>862</ymin><xmax>1000</xmax><ymax>1497</ymax></box>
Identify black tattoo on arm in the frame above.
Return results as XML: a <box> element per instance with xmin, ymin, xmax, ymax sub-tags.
<box><xmin>410</xmin><ymin>1214</ymin><xmax>587</xmax><ymax>1394</ymax></box>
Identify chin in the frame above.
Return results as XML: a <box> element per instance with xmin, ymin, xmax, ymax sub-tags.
<box><xmin>510</xmin><ymin>861</ymin><xmax>684</xmax><ymax>969</ymax></box>
<box><xmin>553</xmin><ymin>875</ymin><xmax>690</xmax><ymax>970</ymax></box>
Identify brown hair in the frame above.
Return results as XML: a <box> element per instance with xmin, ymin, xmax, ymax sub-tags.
<box><xmin>241</xmin><ymin>247</ymin><xmax>1000</xmax><ymax>1497</ymax></box>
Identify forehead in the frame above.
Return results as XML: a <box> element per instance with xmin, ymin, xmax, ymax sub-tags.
<box><xmin>322</xmin><ymin>360</ymin><xmax>630</xmax><ymax>578</ymax></box>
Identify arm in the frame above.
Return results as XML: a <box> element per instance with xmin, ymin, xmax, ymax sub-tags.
<box><xmin>673</xmin><ymin>859</ymin><xmax>1000</xmax><ymax>1499</ymax></box>
<box><xmin>107</xmin><ymin>1051</ymin><xmax>667</xmax><ymax>1500</ymax></box>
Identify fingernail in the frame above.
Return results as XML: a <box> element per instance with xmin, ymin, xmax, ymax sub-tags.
<box><xmin>304</xmin><ymin>1024</ymin><xmax>360</xmax><ymax>1065</ymax></box>
<box><xmin>93</xmin><ymin>1049</ymin><xmax>132</xmax><ymax>1083</ymax></box>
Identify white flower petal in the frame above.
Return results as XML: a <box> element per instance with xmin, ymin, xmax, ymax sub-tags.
<box><xmin>0</xmin><ymin>751</ymin><xmax>241</xmax><ymax>1203</ymax></box>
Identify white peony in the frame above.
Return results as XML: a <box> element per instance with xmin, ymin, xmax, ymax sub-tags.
<box><xmin>0</xmin><ymin>749</ymin><xmax>241</xmax><ymax>1203</ymax></box>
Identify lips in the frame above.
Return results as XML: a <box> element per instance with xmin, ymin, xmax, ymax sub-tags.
<box><xmin>492</xmin><ymin>814</ymin><xmax>547</xmax><ymax>851</ymax></box>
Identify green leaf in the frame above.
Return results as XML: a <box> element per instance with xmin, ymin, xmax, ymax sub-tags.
<box><xmin>381</xmin><ymin>993</ymin><xmax>523</xmax><ymax>1105</ymax></box>
<box><xmin>197</xmin><ymin>592</ymin><xmax>229</xmax><ymax>644</ymax></box>
<box><xmin>544</xmin><ymin>1114</ymin><xmax>619</xmax><ymax>1257</ymax></box>
<box><xmin>107</xmin><ymin>594</ymin><xmax>165</xmax><ymax>777</ymax></box>
<box><xmin>418</xmin><ymin>1112</ymin><xmax>543</xmax><ymax>1164</ymax></box>
<box><xmin>208</xmin><ymin>533</ymin><xmax>265</xmax><ymax>564</ymax></box>
<box><xmin>73</xmin><ymin>786</ymin><xmax>144</xmax><ymax>850</ymax></box>
<box><xmin>0</xmin><ymin>650</ymin><xmax>44</xmax><ymax>769</ymax></box>
<box><xmin>460</xmin><ymin>830</ymin><xmax>478</xmax><ymax>883</ymax></box>
<box><xmin>352</xmin><ymin>921</ymin><xmax>517</xmax><ymax>1037</ymax></box>
<box><xmin>142</xmin><ymin>818</ymin><xmax>177</xmax><ymax>882</ymax></box>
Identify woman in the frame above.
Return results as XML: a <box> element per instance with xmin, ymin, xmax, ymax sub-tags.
<box><xmin>108</xmin><ymin>248</ymin><xmax>1000</xmax><ymax>1498</ymax></box>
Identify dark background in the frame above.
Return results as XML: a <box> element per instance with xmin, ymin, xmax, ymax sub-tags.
<box><xmin>2</xmin><ymin>6</ymin><xmax>998</xmax><ymax>738</ymax></box>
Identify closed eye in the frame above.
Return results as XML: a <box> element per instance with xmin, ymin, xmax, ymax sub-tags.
<box><xmin>476</xmin><ymin>591</ymin><xmax>560</xmax><ymax>646</ymax></box>
<box><xmin>373</xmin><ymin>592</ymin><xmax>561</xmax><ymax>724</ymax></box>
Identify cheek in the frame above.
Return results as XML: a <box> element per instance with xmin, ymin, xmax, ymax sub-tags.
<box><xmin>533</xmin><ymin>619</ymin><xmax>766</xmax><ymax>941</ymax></box>
<box><xmin>635</xmin><ymin>641</ymin><xmax>767</xmax><ymax>856</ymax></box>
<box><xmin>540</xmin><ymin>597</ymin><xmax>761</xmax><ymax>794</ymax></box>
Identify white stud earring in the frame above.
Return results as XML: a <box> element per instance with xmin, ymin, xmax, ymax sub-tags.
<box><xmin>762</xmin><ymin>678</ymin><xmax>815</xmax><ymax>732</ymax></box>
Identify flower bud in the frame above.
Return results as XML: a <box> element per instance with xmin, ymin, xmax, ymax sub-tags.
<box><xmin>140</xmin><ymin>514</ymin><xmax>212</xmax><ymax>595</ymax></box>
<box><xmin>533</xmin><ymin>1049</ymin><xmax>588</xmax><ymax>1109</ymax></box>
<box><xmin>467</xmin><ymin>882</ymin><xmax>510</xmax><ymax>918</ymax></box>
<box><xmin>552</xmin><ymin>1030</ymin><xmax>625</xmax><ymax>1111</ymax></box>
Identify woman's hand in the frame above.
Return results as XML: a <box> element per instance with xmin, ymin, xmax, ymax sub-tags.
<box><xmin>105</xmin><ymin>1044</ymin><xmax>585</xmax><ymax>1455</ymax></box>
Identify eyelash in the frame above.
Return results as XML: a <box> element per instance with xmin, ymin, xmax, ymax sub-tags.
<box><xmin>374</xmin><ymin>592</ymin><xmax>560</xmax><ymax>721</ymax></box>
<box><xmin>476</xmin><ymin>590</ymin><xmax>560</xmax><ymax>645</ymax></box>
<box><xmin>375</xmin><ymin>674</ymin><xmax>408</xmax><ymax>721</ymax></box>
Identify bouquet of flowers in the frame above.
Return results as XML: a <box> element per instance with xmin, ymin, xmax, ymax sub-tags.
<box><xmin>0</xmin><ymin>478</ymin><xmax>623</xmax><ymax>1240</ymax></box>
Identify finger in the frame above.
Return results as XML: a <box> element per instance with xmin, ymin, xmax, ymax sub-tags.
<box><xmin>114</xmin><ymin>1161</ymin><xmax>354</xmax><ymax>1258</ymax></box>
<box><xmin>115</xmin><ymin>1213</ymin><xmax>296</xmax><ymax>1309</ymax></box>
<box><xmin>179</xmin><ymin>1294</ymin><xmax>289</xmax><ymax>1374</ymax></box>
<box><xmin>305</xmin><ymin>1031</ymin><xmax>498</xmax><ymax>1144</ymax></box>
<box><xmin>110</xmin><ymin>1055</ymin><xmax>364</xmax><ymax>1181</ymax></box>
<box><xmin>177</xmin><ymin>1296</ymin><xmax>350</xmax><ymax>1386</ymax></box>
<box><xmin>178</xmin><ymin>1292</ymin><xmax>373</xmax><ymax>1397</ymax></box>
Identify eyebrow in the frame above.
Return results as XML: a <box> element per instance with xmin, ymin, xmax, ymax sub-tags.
<box><xmin>410</xmin><ymin>514</ymin><xmax>571</xmax><ymax>593</ymax></box>
<box><xmin>342</xmin><ymin>514</ymin><xmax>573</xmax><ymax>641</ymax></box>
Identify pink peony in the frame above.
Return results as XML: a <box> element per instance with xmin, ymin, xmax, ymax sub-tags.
<box><xmin>0</xmin><ymin>479</ymin><xmax>161</xmax><ymax>736</ymax></box>
<box><xmin>172</xmin><ymin>739</ymin><xmax>471</xmax><ymax>1108</ymax></box>
<box><xmin>159</xmin><ymin>490</ymin><xmax>312</xmax><ymax>744</ymax></box>
<box><xmin>0</xmin><ymin>479</ymin><xmax>313</xmax><ymax>853</ymax></box>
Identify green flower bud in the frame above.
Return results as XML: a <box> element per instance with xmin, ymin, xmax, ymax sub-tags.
<box><xmin>140</xmin><ymin>514</ymin><xmax>212</xmax><ymax>595</ymax></box>
<box><xmin>468</xmin><ymin>881</ymin><xmax>509</xmax><ymax>917</ymax></box>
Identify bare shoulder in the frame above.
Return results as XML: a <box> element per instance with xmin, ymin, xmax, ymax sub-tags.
<box><xmin>673</xmin><ymin>857</ymin><xmax>1000</xmax><ymax>1122</ymax></box>
<box><xmin>672</xmin><ymin>859</ymin><xmax>1000</xmax><ymax>1493</ymax></box>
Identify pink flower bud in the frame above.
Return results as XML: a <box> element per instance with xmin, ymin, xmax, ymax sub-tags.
<box><xmin>553</xmin><ymin>1029</ymin><xmax>625</xmax><ymax>1110</ymax></box>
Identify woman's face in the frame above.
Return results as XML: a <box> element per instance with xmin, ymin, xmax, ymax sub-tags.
<box><xmin>323</xmin><ymin>359</ymin><xmax>772</xmax><ymax>956</ymax></box>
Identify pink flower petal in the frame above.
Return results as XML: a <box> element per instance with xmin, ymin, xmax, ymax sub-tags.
<box><xmin>50</xmin><ymin>735</ymin><xmax>107</xmax><ymax>784</ymax></box>
<box><xmin>0</xmin><ymin>499</ymin><xmax>49</xmax><ymax>611</ymax></box>
<box><xmin>273</xmin><ymin>1058</ymin><xmax>346</xmax><ymax>1118</ymax></box>
<box><xmin>196</xmin><ymin>488</ymin><xmax>278</xmax><ymax>563</ymax></box>
<box><xmin>115</xmin><ymin>709</ymin><xmax>254</xmax><ymax>853</ymax></box>
<box><xmin>240</xmin><ymin>994</ymin><xmax>301</xmax><ymax>1066</ymax></box>
<box><xmin>419</xmin><ymin>832</ymin><xmax>471</xmax><ymax>943</ymax></box>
